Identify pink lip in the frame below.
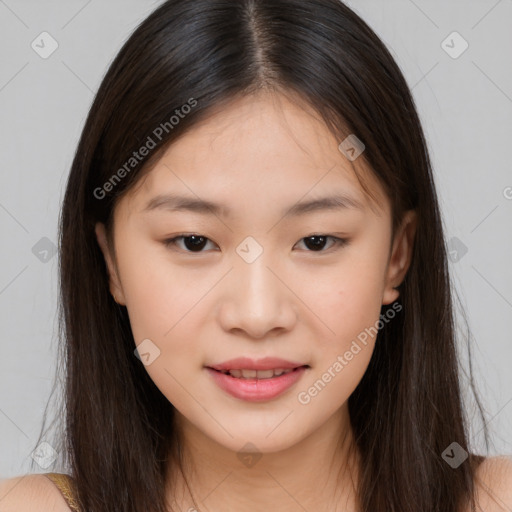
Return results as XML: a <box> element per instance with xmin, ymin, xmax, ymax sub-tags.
<box><xmin>208</xmin><ymin>357</ymin><xmax>306</xmax><ymax>371</ymax></box>
<box><xmin>205</xmin><ymin>365</ymin><xmax>309</xmax><ymax>402</ymax></box>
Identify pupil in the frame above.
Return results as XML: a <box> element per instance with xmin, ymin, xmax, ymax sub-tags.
<box><xmin>184</xmin><ymin>235</ymin><xmax>207</xmax><ymax>251</ymax></box>
<box><xmin>304</xmin><ymin>235</ymin><xmax>326</xmax><ymax>251</ymax></box>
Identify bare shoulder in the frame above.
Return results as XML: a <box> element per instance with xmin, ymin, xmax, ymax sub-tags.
<box><xmin>472</xmin><ymin>455</ymin><xmax>512</xmax><ymax>512</ymax></box>
<box><xmin>0</xmin><ymin>474</ymin><xmax>73</xmax><ymax>511</ymax></box>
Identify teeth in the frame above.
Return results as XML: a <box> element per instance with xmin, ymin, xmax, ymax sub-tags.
<box><xmin>240</xmin><ymin>369</ymin><xmax>257</xmax><ymax>378</ymax></box>
<box><xmin>223</xmin><ymin>368</ymin><xmax>295</xmax><ymax>379</ymax></box>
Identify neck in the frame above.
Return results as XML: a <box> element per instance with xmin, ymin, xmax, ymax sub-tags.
<box><xmin>165</xmin><ymin>404</ymin><xmax>361</xmax><ymax>512</ymax></box>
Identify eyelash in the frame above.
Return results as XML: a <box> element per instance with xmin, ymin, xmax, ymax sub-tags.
<box><xmin>163</xmin><ymin>234</ymin><xmax>349</xmax><ymax>254</ymax></box>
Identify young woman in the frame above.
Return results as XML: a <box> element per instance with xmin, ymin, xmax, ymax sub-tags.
<box><xmin>1</xmin><ymin>0</ymin><xmax>511</xmax><ymax>511</ymax></box>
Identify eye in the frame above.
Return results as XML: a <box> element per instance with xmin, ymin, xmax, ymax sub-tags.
<box><xmin>164</xmin><ymin>234</ymin><xmax>217</xmax><ymax>253</ymax></box>
<box><xmin>295</xmin><ymin>235</ymin><xmax>348</xmax><ymax>253</ymax></box>
<box><xmin>164</xmin><ymin>234</ymin><xmax>348</xmax><ymax>254</ymax></box>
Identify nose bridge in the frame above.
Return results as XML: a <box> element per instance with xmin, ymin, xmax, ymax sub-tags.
<box><xmin>219</xmin><ymin>238</ymin><xmax>296</xmax><ymax>337</ymax></box>
<box><xmin>234</xmin><ymin>234</ymin><xmax>276</xmax><ymax>290</ymax></box>
<box><xmin>236</xmin><ymin>245</ymin><xmax>280</xmax><ymax>311</ymax></box>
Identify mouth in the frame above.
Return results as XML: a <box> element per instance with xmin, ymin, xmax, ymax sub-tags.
<box><xmin>206</xmin><ymin>357</ymin><xmax>310</xmax><ymax>377</ymax></box>
<box><xmin>205</xmin><ymin>363</ymin><xmax>310</xmax><ymax>402</ymax></box>
<box><xmin>208</xmin><ymin>366</ymin><xmax>309</xmax><ymax>379</ymax></box>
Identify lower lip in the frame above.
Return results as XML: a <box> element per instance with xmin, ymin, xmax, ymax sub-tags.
<box><xmin>205</xmin><ymin>367</ymin><xmax>308</xmax><ymax>402</ymax></box>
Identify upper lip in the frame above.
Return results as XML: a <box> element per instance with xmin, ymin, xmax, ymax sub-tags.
<box><xmin>207</xmin><ymin>357</ymin><xmax>308</xmax><ymax>371</ymax></box>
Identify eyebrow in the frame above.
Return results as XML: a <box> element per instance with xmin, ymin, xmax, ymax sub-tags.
<box><xmin>142</xmin><ymin>192</ymin><xmax>364</xmax><ymax>218</ymax></box>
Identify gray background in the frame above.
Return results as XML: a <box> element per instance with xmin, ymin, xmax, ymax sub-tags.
<box><xmin>0</xmin><ymin>0</ymin><xmax>511</xmax><ymax>478</ymax></box>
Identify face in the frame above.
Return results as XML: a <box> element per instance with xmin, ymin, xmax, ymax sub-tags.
<box><xmin>96</xmin><ymin>91</ymin><xmax>416</xmax><ymax>455</ymax></box>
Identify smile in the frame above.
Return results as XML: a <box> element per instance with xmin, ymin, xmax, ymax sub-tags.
<box><xmin>206</xmin><ymin>365</ymin><xmax>309</xmax><ymax>402</ymax></box>
<box><xmin>218</xmin><ymin>368</ymin><xmax>295</xmax><ymax>379</ymax></box>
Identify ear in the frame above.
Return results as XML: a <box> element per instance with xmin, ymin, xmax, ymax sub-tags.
<box><xmin>95</xmin><ymin>222</ymin><xmax>125</xmax><ymax>305</ymax></box>
<box><xmin>382</xmin><ymin>210</ymin><xmax>417</xmax><ymax>305</ymax></box>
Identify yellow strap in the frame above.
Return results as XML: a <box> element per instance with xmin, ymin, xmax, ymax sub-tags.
<box><xmin>43</xmin><ymin>472</ymin><xmax>80</xmax><ymax>512</ymax></box>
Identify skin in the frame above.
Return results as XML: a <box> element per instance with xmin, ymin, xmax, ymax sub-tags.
<box><xmin>95</xmin><ymin>90</ymin><xmax>417</xmax><ymax>511</ymax></box>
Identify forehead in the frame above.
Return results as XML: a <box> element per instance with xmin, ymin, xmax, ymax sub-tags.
<box><xmin>121</xmin><ymin>92</ymin><xmax>389</xmax><ymax>219</ymax></box>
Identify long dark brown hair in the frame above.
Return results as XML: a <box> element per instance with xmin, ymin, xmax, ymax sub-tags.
<box><xmin>31</xmin><ymin>0</ymin><xmax>491</xmax><ymax>510</ymax></box>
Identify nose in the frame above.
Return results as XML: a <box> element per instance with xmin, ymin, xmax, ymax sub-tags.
<box><xmin>218</xmin><ymin>254</ymin><xmax>297</xmax><ymax>339</ymax></box>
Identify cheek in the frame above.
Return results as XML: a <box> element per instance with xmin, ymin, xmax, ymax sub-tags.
<box><xmin>115</xmin><ymin>241</ymin><xmax>213</xmax><ymax>405</ymax></box>
<box><xmin>295</xmin><ymin>261</ymin><xmax>383</xmax><ymax>412</ymax></box>
<box><xmin>114</xmin><ymin>239</ymin><xmax>193</xmax><ymax>340</ymax></box>
<box><xmin>295</xmin><ymin>259</ymin><xmax>387</xmax><ymax>412</ymax></box>
<box><xmin>301</xmin><ymin>256</ymin><xmax>386</xmax><ymax>346</ymax></box>
<box><xmin>117</xmin><ymin>245</ymin><xmax>202</xmax><ymax>409</ymax></box>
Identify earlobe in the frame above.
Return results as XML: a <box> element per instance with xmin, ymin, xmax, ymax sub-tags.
<box><xmin>94</xmin><ymin>222</ymin><xmax>125</xmax><ymax>305</ymax></box>
<box><xmin>382</xmin><ymin>287</ymin><xmax>400</xmax><ymax>306</ymax></box>
<box><xmin>382</xmin><ymin>210</ymin><xmax>418</xmax><ymax>305</ymax></box>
